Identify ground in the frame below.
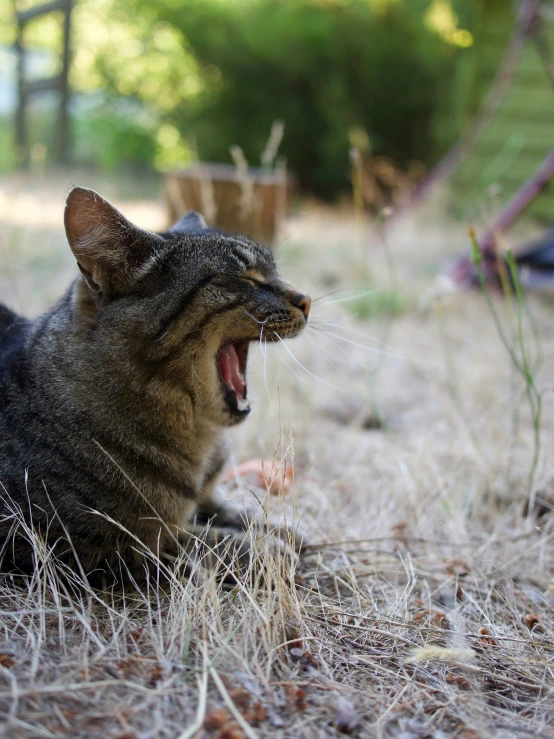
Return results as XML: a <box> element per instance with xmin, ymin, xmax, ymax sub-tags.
<box><xmin>0</xmin><ymin>171</ymin><xmax>553</xmax><ymax>738</ymax></box>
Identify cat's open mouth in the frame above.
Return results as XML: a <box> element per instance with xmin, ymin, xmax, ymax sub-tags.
<box><xmin>218</xmin><ymin>341</ymin><xmax>250</xmax><ymax>415</ymax></box>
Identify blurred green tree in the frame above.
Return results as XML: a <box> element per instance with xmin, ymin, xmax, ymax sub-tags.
<box><xmin>1</xmin><ymin>0</ymin><xmax>479</xmax><ymax>193</ymax></box>
<box><xmin>84</xmin><ymin>0</ymin><xmax>477</xmax><ymax>196</ymax></box>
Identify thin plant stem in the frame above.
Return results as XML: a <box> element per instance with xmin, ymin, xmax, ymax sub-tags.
<box><xmin>364</xmin><ymin>211</ymin><xmax>398</xmax><ymax>421</ymax></box>
<box><xmin>469</xmin><ymin>228</ymin><xmax>543</xmax><ymax>503</ymax></box>
<box><xmin>505</xmin><ymin>248</ymin><xmax>543</xmax><ymax>501</ymax></box>
<box><xmin>434</xmin><ymin>300</ymin><xmax>486</xmax><ymax>469</ymax></box>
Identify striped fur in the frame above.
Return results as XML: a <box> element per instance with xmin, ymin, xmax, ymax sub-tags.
<box><xmin>0</xmin><ymin>187</ymin><xmax>309</xmax><ymax>584</ymax></box>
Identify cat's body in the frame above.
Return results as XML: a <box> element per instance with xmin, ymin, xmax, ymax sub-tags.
<box><xmin>0</xmin><ymin>188</ymin><xmax>310</xmax><ymax>583</ymax></box>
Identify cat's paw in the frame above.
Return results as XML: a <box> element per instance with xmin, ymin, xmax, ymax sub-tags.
<box><xmin>205</xmin><ymin>503</ymin><xmax>308</xmax><ymax>553</ymax></box>
<box><xmin>199</xmin><ymin>526</ymin><xmax>297</xmax><ymax>583</ymax></box>
<box><xmin>200</xmin><ymin>502</ymin><xmax>255</xmax><ymax>530</ymax></box>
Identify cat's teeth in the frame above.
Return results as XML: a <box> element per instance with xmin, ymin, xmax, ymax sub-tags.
<box><xmin>236</xmin><ymin>398</ymin><xmax>250</xmax><ymax>412</ymax></box>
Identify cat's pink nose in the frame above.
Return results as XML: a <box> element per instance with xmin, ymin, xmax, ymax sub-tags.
<box><xmin>295</xmin><ymin>294</ymin><xmax>311</xmax><ymax>318</ymax></box>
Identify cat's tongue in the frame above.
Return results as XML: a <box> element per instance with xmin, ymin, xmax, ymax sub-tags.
<box><xmin>219</xmin><ymin>344</ymin><xmax>246</xmax><ymax>401</ymax></box>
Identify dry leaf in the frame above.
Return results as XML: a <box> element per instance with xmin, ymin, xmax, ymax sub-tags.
<box><xmin>223</xmin><ymin>459</ymin><xmax>293</xmax><ymax>495</ymax></box>
<box><xmin>214</xmin><ymin>722</ymin><xmax>245</xmax><ymax>739</ymax></box>
<box><xmin>204</xmin><ymin>708</ymin><xmax>233</xmax><ymax>732</ymax></box>
<box><xmin>523</xmin><ymin>613</ymin><xmax>541</xmax><ymax>630</ymax></box>
<box><xmin>284</xmin><ymin>684</ymin><xmax>307</xmax><ymax>711</ymax></box>
<box><xmin>0</xmin><ymin>654</ymin><xmax>15</xmax><ymax>669</ymax></box>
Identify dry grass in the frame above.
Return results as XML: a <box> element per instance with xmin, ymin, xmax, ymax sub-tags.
<box><xmin>0</xmin><ymin>172</ymin><xmax>553</xmax><ymax>738</ymax></box>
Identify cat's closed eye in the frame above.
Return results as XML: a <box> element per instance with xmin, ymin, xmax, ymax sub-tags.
<box><xmin>242</xmin><ymin>269</ymin><xmax>267</xmax><ymax>287</ymax></box>
<box><xmin>243</xmin><ymin>277</ymin><xmax>269</xmax><ymax>289</ymax></box>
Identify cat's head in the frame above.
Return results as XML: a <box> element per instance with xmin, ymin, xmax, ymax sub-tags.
<box><xmin>64</xmin><ymin>187</ymin><xmax>310</xmax><ymax>427</ymax></box>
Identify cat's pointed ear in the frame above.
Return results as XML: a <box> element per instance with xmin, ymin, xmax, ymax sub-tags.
<box><xmin>64</xmin><ymin>187</ymin><xmax>160</xmax><ymax>293</ymax></box>
<box><xmin>170</xmin><ymin>211</ymin><xmax>208</xmax><ymax>234</ymax></box>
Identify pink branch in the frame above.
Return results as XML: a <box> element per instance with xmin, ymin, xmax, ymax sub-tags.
<box><xmin>479</xmin><ymin>147</ymin><xmax>554</xmax><ymax>253</ymax></box>
<box><xmin>383</xmin><ymin>0</ymin><xmax>541</xmax><ymax>219</ymax></box>
<box><xmin>450</xmin><ymin>147</ymin><xmax>554</xmax><ymax>286</ymax></box>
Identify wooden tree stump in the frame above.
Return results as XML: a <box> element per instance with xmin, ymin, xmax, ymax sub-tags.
<box><xmin>165</xmin><ymin>162</ymin><xmax>293</xmax><ymax>247</ymax></box>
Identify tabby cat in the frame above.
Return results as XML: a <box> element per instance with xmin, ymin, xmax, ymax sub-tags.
<box><xmin>0</xmin><ymin>187</ymin><xmax>310</xmax><ymax>584</ymax></box>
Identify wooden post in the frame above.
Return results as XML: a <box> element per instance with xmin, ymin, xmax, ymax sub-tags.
<box><xmin>57</xmin><ymin>0</ymin><xmax>72</xmax><ymax>162</ymax></box>
<box><xmin>14</xmin><ymin>17</ymin><xmax>26</xmax><ymax>165</ymax></box>
<box><xmin>165</xmin><ymin>163</ymin><xmax>295</xmax><ymax>246</ymax></box>
<box><xmin>14</xmin><ymin>0</ymin><xmax>73</xmax><ymax>165</ymax></box>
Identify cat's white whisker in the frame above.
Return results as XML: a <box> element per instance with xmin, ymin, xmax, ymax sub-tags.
<box><xmin>304</xmin><ymin>329</ymin><xmax>373</xmax><ymax>372</ymax></box>
<box><xmin>244</xmin><ymin>311</ymin><xmax>269</xmax><ymax>326</ymax></box>
<box><xmin>307</xmin><ymin>325</ymin><xmax>403</xmax><ymax>360</ymax></box>
<box><xmin>302</xmin><ymin>331</ymin><xmax>347</xmax><ymax>373</ymax></box>
<box><xmin>273</xmin><ymin>331</ymin><xmax>347</xmax><ymax>394</ymax></box>
<box><xmin>191</xmin><ymin>360</ymin><xmax>208</xmax><ymax>390</ymax></box>
<box><xmin>309</xmin><ymin>319</ymin><xmax>387</xmax><ymax>344</ymax></box>
<box><xmin>310</xmin><ymin>280</ymin><xmax>365</xmax><ymax>304</ymax></box>
<box><xmin>154</xmin><ymin>330</ymin><xmax>169</xmax><ymax>343</ymax></box>
<box><xmin>260</xmin><ymin>326</ymin><xmax>272</xmax><ymax>406</ymax></box>
<box><xmin>315</xmin><ymin>288</ymin><xmax>383</xmax><ymax>308</ymax></box>
<box><xmin>309</xmin><ymin>313</ymin><xmax>358</xmax><ymax>323</ymax></box>
<box><xmin>274</xmin><ymin>341</ymin><xmax>307</xmax><ymax>385</ymax></box>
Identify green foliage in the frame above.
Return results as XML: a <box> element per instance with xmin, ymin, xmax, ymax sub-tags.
<box><xmin>97</xmin><ymin>0</ymin><xmax>466</xmax><ymax>197</ymax></box>
<box><xmin>346</xmin><ymin>288</ymin><xmax>411</xmax><ymax>320</ymax></box>
<box><xmin>5</xmin><ymin>0</ymin><xmax>476</xmax><ymax>192</ymax></box>
<box><xmin>69</xmin><ymin>0</ymin><xmax>200</xmax><ymax>171</ymax></box>
<box><xmin>0</xmin><ymin>118</ymin><xmax>15</xmax><ymax>173</ymax></box>
<box><xmin>72</xmin><ymin>101</ymin><xmax>158</xmax><ymax>172</ymax></box>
